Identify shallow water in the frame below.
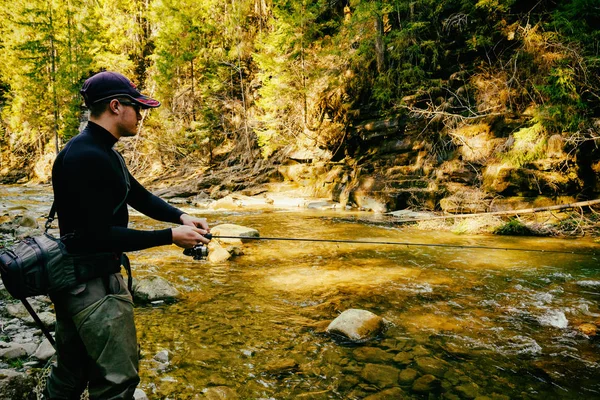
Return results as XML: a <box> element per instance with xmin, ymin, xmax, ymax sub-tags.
<box><xmin>2</xmin><ymin>185</ymin><xmax>600</xmax><ymax>399</ymax></box>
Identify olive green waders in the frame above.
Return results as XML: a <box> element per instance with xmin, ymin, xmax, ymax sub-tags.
<box><xmin>44</xmin><ymin>273</ymin><xmax>139</xmax><ymax>400</ymax></box>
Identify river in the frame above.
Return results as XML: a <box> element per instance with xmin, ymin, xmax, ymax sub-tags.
<box><xmin>2</xmin><ymin>184</ymin><xmax>600</xmax><ymax>399</ymax></box>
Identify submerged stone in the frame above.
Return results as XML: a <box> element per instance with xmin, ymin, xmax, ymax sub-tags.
<box><xmin>264</xmin><ymin>358</ymin><xmax>298</xmax><ymax>375</ymax></box>
<box><xmin>133</xmin><ymin>275</ymin><xmax>180</xmax><ymax>303</ymax></box>
<box><xmin>412</xmin><ymin>374</ymin><xmax>440</xmax><ymax>393</ymax></box>
<box><xmin>454</xmin><ymin>382</ymin><xmax>480</xmax><ymax>399</ymax></box>
<box><xmin>353</xmin><ymin>347</ymin><xmax>394</xmax><ymax>363</ymax></box>
<box><xmin>360</xmin><ymin>363</ymin><xmax>400</xmax><ymax>388</ymax></box>
<box><xmin>363</xmin><ymin>387</ymin><xmax>405</xmax><ymax>400</ymax></box>
<box><xmin>398</xmin><ymin>368</ymin><xmax>419</xmax><ymax>385</ymax></box>
<box><xmin>326</xmin><ymin>309</ymin><xmax>385</xmax><ymax>342</ymax></box>
<box><xmin>415</xmin><ymin>356</ymin><xmax>449</xmax><ymax>377</ymax></box>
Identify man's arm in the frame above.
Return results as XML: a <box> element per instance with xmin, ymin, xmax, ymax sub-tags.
<box><xmin>126</xmin><ymin>173</ymin><xmax>211</xmax><ymax>247</ymax></box>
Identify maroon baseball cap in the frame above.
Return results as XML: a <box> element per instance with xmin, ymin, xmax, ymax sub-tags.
<box><xmin>80</xmin><ymin>71</ymin><xmax>160</xmax><ymax>109</ymax></box>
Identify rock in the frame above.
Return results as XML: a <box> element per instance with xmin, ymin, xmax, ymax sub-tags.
<box><xmin>16</xmin><ymin>214</ymin><xmax>38</xmax><ymax>229</ymax></box>
<box><xmin>24</xmin><ymin>311</ymin><xmax>55</xmax><ymax>329</ymax></box>
<box><xmin>326</xmin><ymin>309</ymin><xmax>385</xmax><ymax>343</ymax></box>
<box><xmin>455</xmin><ymin>382</ymin><xmax>480</xmax><ymax>399</ymax></box>
<box><xmin>154</xmin><ymin>349</ymin><xmax>169</xmax><ymax>363</ymax></box>
<box><xmin>393</xmin><ymin>351</ymin><xmax>413</xmax><ymax>365</ymax></box>
<box><xmin>398</xmin><ymin>368</ymin><xmax>419</xmax><ymax>385</ymax></box>
<box><xmin>360</xmin><ymin>363</ymin><xmax>400</xmax><ymax>388</ymax></box>
<box><xmin>0</xmin><ymin>344</ymin><xmax>27</xmax><ymax>360</ymax></box>
<box><xmin>412</xmin><ymin>374</ymin><xmax>440</xmax><ymax>393</ymax></box>
<box><xmin>33</xmin><ymin>339</ymin><xmax>55</xmax><ymax>361</ymax></box>
<box><xmin>133</xmin><ymin>276</ymin><xmax>181</xmax><ymax>303</ymax></box>
<box><xmin>6</xmin><ymin>303</ymin><xmax>35</xmax><ymax>320</ymax></box>
<box><xmin>0</xmin><ymin>368</ymin><xmax>36</xmax><ymax>400</ymax></box>
<box><xmin>211</xmin><ymin>224</ymin><xmax>260</xmax><ymax>244</ymax></box>
<box><xmin>264</xmin><ymin>358</ymin><xmax>298</xmax><ymax>375</ymax></box>
<box><xmin>209</xmin><ymin>196</ymin><xmax>240</xmax><ymax>210</ymax></box>
<box><xmin>307</xmin><ymin>201</ymin><xmax>338</xmax><ymax>210</ymax></box>
<box><xmin>224</xmin><ymin>245</ymin><xmax>243</xmax><ymax>257</ymax></box>
<box><xmin>19</xmin><ymin>342</ymin><xmax>38</xmax><ymax>357</ymax></box>
<box><xmin>134</xmin><ymin>388</ymin><xmax>149</xmax><ymax>400</ymax></box>
<box><xmin>363</xmin><ymin>387</ymin><xmax>405</xmax><ymax>400</ymax></box>
<box><xmin>411</xmin><ymin>345</ymin><xmax>430</xmax><ymax>357</ymax></box>
<box><xmin>415</xmin><ymin>357</ymin><xmax>448</xmax><ymax>377</ymax></box>
<box><xmin>202</xmin><ymin>386</ymin><xmax>239</xmax><ymax>400</ymax></box>
<box><xmin>577</xmin><ymin>323</ymin><xmax>597</xmax><ymax>337</ymax></box>
<box><xmin>207</xmin><ymin>242</ymin><xmax>232</xmax><ymax>263</ymax></box>
<box><xmin>353</xmin><ymin>347</ymin><xmax>394</xmax><ymax>363</ymax></box>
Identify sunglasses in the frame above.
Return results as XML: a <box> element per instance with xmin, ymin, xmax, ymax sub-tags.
<box><xmin>117</xmin><ymin>99</ymin><xmax>142</xmax><ymax>113</ymax></box>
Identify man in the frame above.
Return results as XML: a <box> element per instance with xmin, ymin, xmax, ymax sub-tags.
<box><xmin>45</xmin><ymin>71</ymin><xmax>210</xmax><ymax>399</ymax></box>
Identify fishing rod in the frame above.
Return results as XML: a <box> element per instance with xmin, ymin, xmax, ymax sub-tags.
<box><xmin>183</xmin><ymin>233</ymin><xmax>599</xmax><ymax>259</ymax></box>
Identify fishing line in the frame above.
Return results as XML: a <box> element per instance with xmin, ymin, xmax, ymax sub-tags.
<box><xmin>206</xmin><ymin>234</ymin><xmax>599</xmax><ymax>256</ymax></box>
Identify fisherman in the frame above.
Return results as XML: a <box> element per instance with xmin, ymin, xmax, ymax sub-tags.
<box><xmin>44</xmin><ymin>71</ymin><xmax>210</xmax><ymax>399</ymax></box>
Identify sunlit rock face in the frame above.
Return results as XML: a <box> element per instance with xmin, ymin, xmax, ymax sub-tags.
<box><xmin>326</xmin><ymin>309</ymin><xmax>385</xmax><ymax>343</ymax></box>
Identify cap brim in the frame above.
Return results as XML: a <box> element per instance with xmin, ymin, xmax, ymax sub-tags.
<box><xmin>133</xmin><ymin>95</ymin><xmax>161</xmax><ymax>109</ymax></box>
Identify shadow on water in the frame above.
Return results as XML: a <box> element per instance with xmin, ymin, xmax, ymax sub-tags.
<box><xmin>3</xmin><ymin>186</ymin><xmax>600</xmax><ymax>399</ymax></box>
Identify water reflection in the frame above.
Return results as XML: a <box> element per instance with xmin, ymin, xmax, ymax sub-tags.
<box><xmin>2</xmin><ymin>185</ymin><xmax>600</xmax><ymax>399</ymax></box>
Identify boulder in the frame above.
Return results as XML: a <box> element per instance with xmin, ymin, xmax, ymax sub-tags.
<box><xmin>133</xmin><ymin>276</ymin><xmax>181</xmax><ymax>303</ymax></box>
<box><xmin>207</xmin><ymin>242</ymin><xmax>232</xmax><ymax>263</ymax></box>
<box><xmin>211</xmin><ymin>224</ymin><xmax>259</xmax><ymax>245</ymax></box>
<box><xmin>326</xmin><ymin>309</ymin><xmax>385</xmax><ymax>343</ymax></box>
<box><xmin>33</xmin><ymin>339</ymin><xmax>55</xmax><ymax>361</ymax></box>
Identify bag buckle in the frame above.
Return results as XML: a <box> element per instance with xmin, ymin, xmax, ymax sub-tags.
<box><xmin>44</xmin><ymin>217</ymin><xmax>54</xmax><ymax>233</ymax></box>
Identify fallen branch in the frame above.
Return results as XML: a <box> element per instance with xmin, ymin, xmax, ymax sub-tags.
<box><xmin>391</xmin><ymin>199</ymin><xmax>600</xmax><ymax>223</ymax></box>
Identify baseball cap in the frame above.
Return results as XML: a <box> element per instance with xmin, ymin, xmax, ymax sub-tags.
<box><xmin>80</xmin><ymin>71</ymin><xmax>161</xmax><ymax>109</ymax></box>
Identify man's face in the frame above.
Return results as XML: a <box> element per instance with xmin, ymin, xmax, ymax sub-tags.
<box><xmin>115</xmin><ymin>99</ymin><xmax>142</xmax><ymax>137</ymax></box>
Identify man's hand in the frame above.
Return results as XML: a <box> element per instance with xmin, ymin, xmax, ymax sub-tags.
<box><xmin>180</xmin><ymin>214</ymin><xmax>210</xmax><ymax>231</ymax></box>
<box><xmin>171</xmin><ymin>225</ymin><xmax>210</xmax><ymax>249</ymax></box>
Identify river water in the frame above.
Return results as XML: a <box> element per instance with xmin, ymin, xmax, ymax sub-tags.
<box><xmin>2</xmin><ymin>184</ymin><xmax>600</xmax><ymax>399</ymax></box>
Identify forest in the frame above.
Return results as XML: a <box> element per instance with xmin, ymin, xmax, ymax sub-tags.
<box><xmin>1</xmin><ymin>0</ymin><xmax>599</xmax><ymax>216</ymax></box>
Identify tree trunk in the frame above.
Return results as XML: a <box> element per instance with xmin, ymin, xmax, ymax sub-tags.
<box><xmin>374</xmin><ymin>15</ymin><xmax>385</xmax><ymax>73</ymax></box>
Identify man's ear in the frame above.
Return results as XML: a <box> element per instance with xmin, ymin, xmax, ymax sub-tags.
<box><xmin>109</xmin><ymin>99</ymin><xmax>121</xmax><ymax>114</ymax></box>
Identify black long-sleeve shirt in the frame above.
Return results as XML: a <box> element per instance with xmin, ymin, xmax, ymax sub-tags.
<box><xmin>52</xmin><ymin>122</ymin><xmax>183</xmax><ymax>253</ymax></box>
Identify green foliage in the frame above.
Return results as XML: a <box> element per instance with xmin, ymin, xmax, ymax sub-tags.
<box><xmin>0</xmin><ymin>0</ymin><xmax>598</xmax><ymax>177</ymax></box>
<box><xmin>494</xmin><ymin>219</ymin><xmax>534</xmax><ymax>236</ymax></box>
<box><xmin>502</xmin><ymin>122</ymin><xmax>547</xmax><ymax>167</ymax></box>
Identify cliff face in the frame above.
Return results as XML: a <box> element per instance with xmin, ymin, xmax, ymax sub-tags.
<box><xmin>273</xmin><ymin>113</ymin><xmax>599</xmax><ymax>214</ymax></box>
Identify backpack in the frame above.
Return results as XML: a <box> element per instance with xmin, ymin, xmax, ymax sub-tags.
<box><xmin>0</xmin><ymin>205</ymin><xmax>122</xmax><ymax>300</ymax></box>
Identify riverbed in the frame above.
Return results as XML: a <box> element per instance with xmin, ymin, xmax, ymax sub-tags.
<box><xmin>2</xmin><ymin>184</ymin><xmax>600</xmax><ymax>399</ymax></box>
